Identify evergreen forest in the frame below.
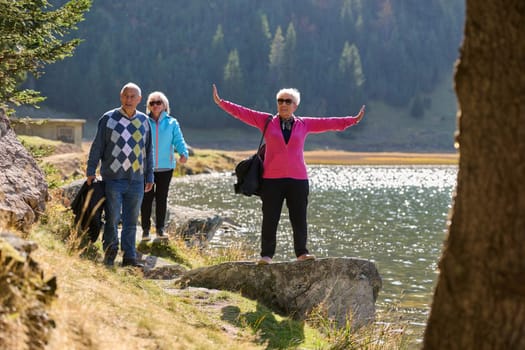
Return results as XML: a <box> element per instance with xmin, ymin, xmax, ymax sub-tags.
<box><xmin>24</xmin><ymin>0</ymin><xmax>465</xmax><ymax>151</ymax></box>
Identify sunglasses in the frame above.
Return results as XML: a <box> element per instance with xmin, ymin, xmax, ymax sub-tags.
<box><xmin>149</xmin><ymin>100</ymin><xmax>163</xmax><ymax>106</ymax></box>
<box><xmin>277</xmin><ymin>98</ymin><xmax>293</xmax><ymax>105</ymax></box>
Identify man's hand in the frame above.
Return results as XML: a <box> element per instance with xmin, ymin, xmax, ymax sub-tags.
<box><xmin>145</xmin><ymin>182</ymin><xmax>154</xmax><ymax>192</ymax></box>
<box><xmin>86</xmin><ymin>175</ymin><xmax>96</xmax><ymax>186</ymax></box>
<box><xmin>179</xmin><ymin>155</ymin><xmax>187</xmax><ymax>164</ymax></box>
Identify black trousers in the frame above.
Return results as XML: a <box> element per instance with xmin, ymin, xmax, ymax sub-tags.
<box><xmin>140</xmin><ymin>169</ymin><xmax>173</xmax><ymax>233</ymax></box>
<box><xmin>259</xmin><ymin>178</ymin><xmax>310</xmax><ymax>258</ymax></box>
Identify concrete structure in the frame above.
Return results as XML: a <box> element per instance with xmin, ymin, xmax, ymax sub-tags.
<box><xmin>10</xmin><ymin>118</ymin><xmax>86</xmax><ymax>147</ymax></box>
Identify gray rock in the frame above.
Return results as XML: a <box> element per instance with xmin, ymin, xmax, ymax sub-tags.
<box><xmin>165</xmin><ymin>204</ymin><xmax>223</xmax><ymax>247</ymax></box>
<box><xmin>60</xmin><ymin>178</ymin><xmax>87</xmax><ymax>205</ymax></box>
<box><xmin>0</xmin><ymin>232</ymin><xmax>38</xmax><ymax>258</ymax></box>
<box><xmin>0</xmin><ymin>128</ymin><xmax>48</xmax><ymax>231</ymax></box>
<box><xmin>0</xmin><ymin>108</ymin><xmax>10</xmax><ymax>138</ymax></box>
<box><xmin>177</xmin><ymin>257</ymin><xmax>382</xmax><ymax>328</ymax></box>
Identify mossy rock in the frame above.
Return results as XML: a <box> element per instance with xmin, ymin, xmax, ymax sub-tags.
<box><xmin>137</xmin><ymin>239</ymin><xmax>191</xmax><ymax>267</ymax></box>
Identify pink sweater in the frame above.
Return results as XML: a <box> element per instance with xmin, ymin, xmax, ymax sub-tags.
<box><xmin>219</xmin><ymin>100</ymin><xmax>360</xmax><ymax>180</ymax></box>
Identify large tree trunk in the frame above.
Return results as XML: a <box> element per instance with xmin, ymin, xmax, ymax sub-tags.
<box><xmin>423</xmin><ymin>1</ymin><xmax>525</xmax><ymax>349</ymax></box>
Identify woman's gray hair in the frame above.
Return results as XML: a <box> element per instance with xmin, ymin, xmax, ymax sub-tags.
<box><xmin>276</xmin><ymin>88</ymin><xmax>301</xmax><ymax>106</ymax></box>
<box><xmin>146</xmin><ymin>91</ymin><xmax>170</xmax><ymax>114</ymax></box>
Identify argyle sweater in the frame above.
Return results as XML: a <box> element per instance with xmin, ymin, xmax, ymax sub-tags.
<box><xmin>87</xmin><ymin>108</ymin><xmax>154</xmax><ymax>183</ymax></box>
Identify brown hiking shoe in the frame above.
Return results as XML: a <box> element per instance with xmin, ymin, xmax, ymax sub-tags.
<box><xmin>257</xmin><ymin>256</ymin><xmax>272</xmax><ymax>265</ymax></box>
<box><xmin>297</xmin><ymin>254</ymin><xmax>315</xmax><ymax>262</ymax></box>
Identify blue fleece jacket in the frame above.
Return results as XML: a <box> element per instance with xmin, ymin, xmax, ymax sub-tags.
<box><xmin>87</xmin><ymin>108</ymin><xmax>154</xmax><ymax>183</ymax></box>
<box><xmin>148</xmin><ymin>111</ymin><xmax>189</xmax><ymax>170</ymax></box>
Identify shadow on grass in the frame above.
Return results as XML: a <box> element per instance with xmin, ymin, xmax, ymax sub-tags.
<box><xmin>221</xmin><ymin>302</ymin><xmax>305</xmax><ymax>349</ymax></box>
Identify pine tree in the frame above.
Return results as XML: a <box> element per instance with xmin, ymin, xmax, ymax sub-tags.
<box><xmin>269</xmin><ymin>26</ymin><xmax>285</xmax><ymax>82</ymax></box>
<box><xmin>282</xmin><ymin>22</ymin><xmax>297</xmax><ymax>84</ymax></box>
<box><xmin>223</xmin><ymin>49</ymin><xmax>244</xmax><ymax>99</ymax></box>
<box><xmin>0</xmin><ymin>0</ymin><xmax>92</xmax><ymax>111</ymax></box>
<box><xmin>339</xmin><ymin>41</ymin><xmax>365</xmax><ymax>87</ymax></box>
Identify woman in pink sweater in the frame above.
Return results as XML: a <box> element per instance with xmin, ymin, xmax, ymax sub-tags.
<box><xmin>213</xmin><ymin>84</ymin><xmax>365</xmax><ymax>265</ymax></box>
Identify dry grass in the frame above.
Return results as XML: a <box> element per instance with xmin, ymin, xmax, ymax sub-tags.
<box><xmin>177</xmin><ymin>148</ymin><xmax>239</xmax><ymax>175</ymax></box>
<box><xmin>303</xmin><ymin>150</ymin><xmax>458</xmax><ymax>165</ymax></box>
<box><xmin>29</xmin><ymin>198</ymin><xmax>267</xmax><ymax>350</ymax></box>
<box><xmin>307</xmin><ymin>304</ymin><xmax>410</xmax><ymax>350</ymax></box>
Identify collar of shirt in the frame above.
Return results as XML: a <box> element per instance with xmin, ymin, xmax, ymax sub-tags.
<box><xmin>119</xmin><ymin>107</ymin><xmax>137</xmax><ymax>118</ymax></box>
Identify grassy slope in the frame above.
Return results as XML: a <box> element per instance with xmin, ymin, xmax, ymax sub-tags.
<box><xmin>31</xmin><ymin>230</ymin><xmax>261</xmax><ymax>350</ymax></box>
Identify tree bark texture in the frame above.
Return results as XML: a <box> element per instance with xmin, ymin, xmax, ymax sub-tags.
<box><xmin>423</xmin><ymin>1</ymin><xmax>525</xmax><ymax>349</ymax></box>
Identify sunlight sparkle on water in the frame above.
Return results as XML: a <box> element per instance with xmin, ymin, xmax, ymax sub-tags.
<box><xmin>309</xmin><ymin>165</ymin><xmax>456</xmax><ymax>191</ymax></box>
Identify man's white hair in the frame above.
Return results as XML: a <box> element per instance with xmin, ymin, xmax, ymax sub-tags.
<box><xmin>121</xmin><ymin>82</ymin><xmax>142</xmax><ymax>97</ymax></box>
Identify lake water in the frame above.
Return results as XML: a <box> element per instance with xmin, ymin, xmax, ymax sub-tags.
<box><xmin>168</xmin><ymin>165</ymin><xmax>457</xmax><ymax>343</ymax></box>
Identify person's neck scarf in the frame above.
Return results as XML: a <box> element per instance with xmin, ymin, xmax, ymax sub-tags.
<box><xmin>281</xmin><ymin>117</ymin><xmax>294</xmax><ymax>130</ymax></box>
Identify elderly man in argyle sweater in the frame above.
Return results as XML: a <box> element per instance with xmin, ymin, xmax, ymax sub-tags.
<box><xmin>86</xmin><ymin>82</ymin><xmax>154</xmax><ymax>268</ymax></box>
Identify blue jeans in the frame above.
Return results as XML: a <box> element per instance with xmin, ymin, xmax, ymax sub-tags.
<box><xmin>103</xmin><ymin>179</ymin><xmax>144</xmax><ymax>260</ymax></box>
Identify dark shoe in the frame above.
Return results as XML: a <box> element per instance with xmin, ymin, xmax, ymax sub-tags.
<box><xmin>103</xmin><ymin>248</ymin><xmax>118</xmax><ymax>266</ymax></box>
<box><xmin>121</xmin><ymin>258</ymin><xmax>144</xmax><ymax>268</ymax></box>
<box><xmin>142</xmin><ymin>229</ymin><xmax>150</xmax><ymax>241</ymax></box>
<box><xmin>156</xmin><ymin>229</ymin><xmax>169</xmax><ymax>240</ymax></box>
<box><xmin>156</xmin><ymin>227</ymin><xmax>168</xmax><ymax>238</ymax></box>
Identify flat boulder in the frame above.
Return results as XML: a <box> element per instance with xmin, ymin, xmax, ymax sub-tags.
<box><xmin>177</xmin><ymin>257</ymin><xmax>382</xmax><ymax>328</ymax></box>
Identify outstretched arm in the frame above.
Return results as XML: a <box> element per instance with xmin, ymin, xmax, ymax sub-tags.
<box><xmin>212</xmin><ymin>83</ymin><xmax>271</xmax><ymax>130</ymax></box>
<box><xmin>303</xmin><ymin>104</ymin><xmax>366</xmax><ymax>134</ymax></box>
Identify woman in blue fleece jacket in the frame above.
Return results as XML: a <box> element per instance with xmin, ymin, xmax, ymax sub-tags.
<box><xmin>141</xmin><ymin>91</ymin><xmax>189</xmax><ymax>240</ymax></box>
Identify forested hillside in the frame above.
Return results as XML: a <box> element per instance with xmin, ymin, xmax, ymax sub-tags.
<box><xmin>25</xmin><ymin>0</ymin><xmax>465</xmax><ymax>151</ymax></box>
